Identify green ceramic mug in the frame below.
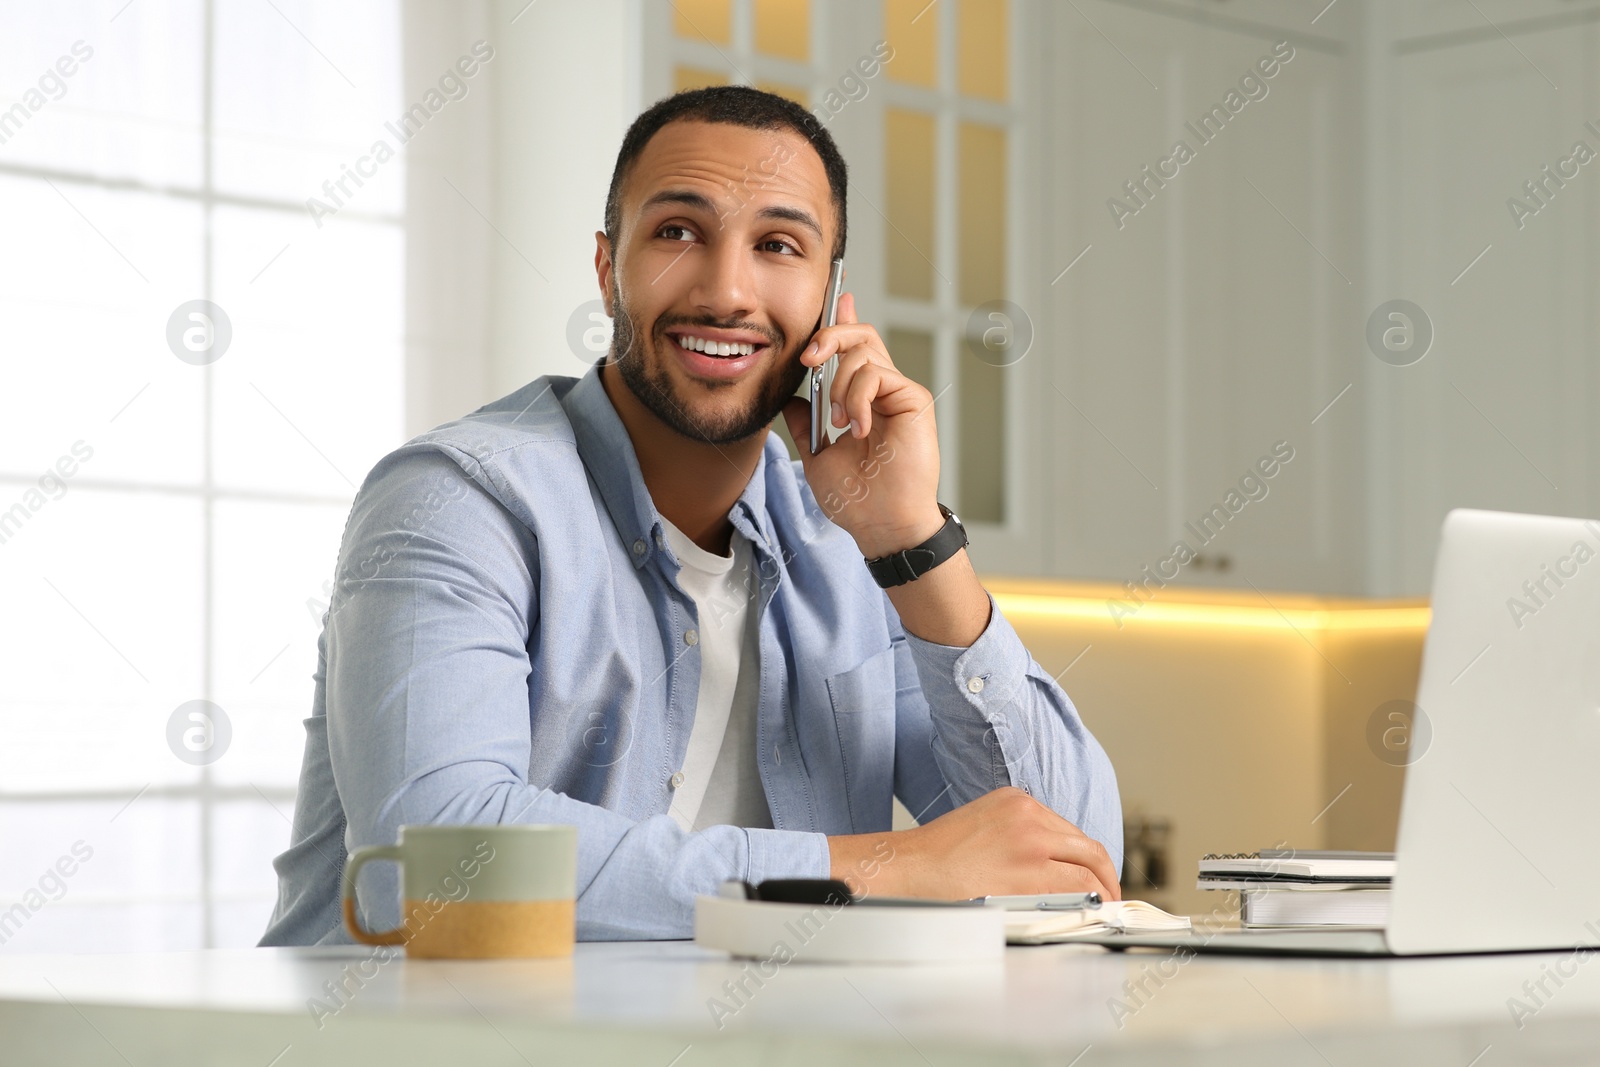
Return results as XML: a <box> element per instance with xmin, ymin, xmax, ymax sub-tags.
<box><xmin>342</xmin><ymin>824</ymin><xmax>577</xmax><ymax>958</ymax></box>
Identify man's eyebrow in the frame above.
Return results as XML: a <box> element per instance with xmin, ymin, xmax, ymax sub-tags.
<box><xmin>638</xmin><ymin>189</ymin><xmax>824</xmax><ymax>241</ymax></box>
<box><xmin>754</xmin><ymin>204</ymin><xmax>823</xmax><ymax>240</ymax></box>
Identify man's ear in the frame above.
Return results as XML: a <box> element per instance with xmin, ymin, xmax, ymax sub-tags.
<box><xmin>594</xmin><ymin>231</ymin><xmax>615</xmax><ymax>317</ymax></box>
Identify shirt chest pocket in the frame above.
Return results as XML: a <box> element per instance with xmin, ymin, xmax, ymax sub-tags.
<box><xmin>824</xmin><ymin>644</ymin><xmax>898</xmax><ymax>834</ymax></box>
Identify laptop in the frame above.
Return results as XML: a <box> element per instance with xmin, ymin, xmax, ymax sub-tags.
<box><xmin>1077</xmin><ymin>508</ymin><xmax>1600</xmax><ymax>957</ymax></box>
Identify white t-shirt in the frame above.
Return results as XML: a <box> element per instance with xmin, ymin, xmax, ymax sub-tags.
<box><xmin>658</xmin><ymin>517</ymin><xmax>773</xmax><ymax>832</ymax></box>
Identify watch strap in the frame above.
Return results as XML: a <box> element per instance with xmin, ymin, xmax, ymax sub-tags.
<box><xmin>865</xmin><ymin>505</ymin><xmax>968</xmax><ymax>589</ymax></box>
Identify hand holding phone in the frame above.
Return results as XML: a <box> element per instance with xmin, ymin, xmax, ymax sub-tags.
<box><xmin>809</xmin><ymin>258</ymin><xmax>846</xmax><ymax>454</ymax></box>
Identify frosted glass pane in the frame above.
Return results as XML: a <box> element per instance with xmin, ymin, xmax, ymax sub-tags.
<box><xmin>211</xmin><ymin>498</ymin><xmax>350</xmax><ymax>788</ymax></box>
<box><xmin>212</xmin><ymin>800</ymin><xmax>293</xmax><ymax>899</ymax></box>
<box><xmin>0</xmin><ymin>1</ymin><xmax>203</xmax><ymax>187</ymax></box>
<box><xmin>210</xmin><ymin>206</ymin><xmax>404</xmax><ymax>496</ymax></box>
<box><xmin>674</xmin><ymin>0</ymin><xmax>733</xmax><ymax>45</ymax></box>
<box><xmin>213</xmin><ymin>0</ymin><xmax>403</xmax><ymax>207</ymax></box>
<box><xmin>959</xmin><ymin>121</ymin><xmax>1006</xmax><ymax>307</ymax></box>
<box><xmin>0</xmin><ymin>176</ymin><xmax>205</xmax><ymax>484</ymax></box>
<box><xmin>0</xmin><ymin>489</ymin><xmax>205</xmax><ymax>791</ymax></box>
<box><xmin>885</xmin><ymin>0</ymin><xmax>937</xmax><ymax>88</ymax></box>
<box><xmin>755</xmin><ymin>0</ymin><xmax>809</xmax><ymax>62</ymax></box>
<box><xmin>675</xmin><ymin>66</ymin><xmax>730</xmax><ymax>93</ymax></box>
<box><xmin>885</xmin><ymin>108</ymin><xmax>936</xmax><ymax>300</ymax></box>
<box><xmin>0</xmin><ymin>798</ymin><xmax>200</xmax><ymax>898</ymax></box>
<box><xmin>887</xmin><ymin>328</ymin><xmax>934</xmax><ymax>391</ymax></box>
<box><xmin>756</xmin><ymin>80</ymin><xmax>809</xmax><ymax>107</ymax></box>
<box><xmin>958</xmin><ymin>0</ymin><xmax>1009</xmax><ymax>102</ymax></box>
<box><xmin>0</xmin><ymin>902</ymin><xmax>203</xmax><ymax>954</ymax></box>
<box><xmin>0</xmin><ymin>798</ymin><xmax>202</xmax><ymax>954</ymax></box>
<box><xmin>959</xmin><ymin>341</ymin><xmax>1005</xmax><ymax>524</ymax></box>
<box><xmin>0</xmin><ymin>802</ymin><xmax>116</xmax><ymax>899</ymax></box>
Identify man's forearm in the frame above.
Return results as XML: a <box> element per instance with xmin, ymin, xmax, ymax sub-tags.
<box><xmin>881</xmin><ymin>546</ymin><xmax>991</xmax><ymax>647</ymax></box>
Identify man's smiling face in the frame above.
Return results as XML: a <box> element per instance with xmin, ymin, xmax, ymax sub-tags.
<box><xmin>597</xmin><ymin>119</ymin><xmax>837</xmax><ymax>445</ymax></box>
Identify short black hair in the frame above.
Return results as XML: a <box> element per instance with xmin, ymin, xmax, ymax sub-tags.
<box><xmin>604</xmin><ymin>85</ymin><xmax>848</xmax><ymax>262</ymax></box>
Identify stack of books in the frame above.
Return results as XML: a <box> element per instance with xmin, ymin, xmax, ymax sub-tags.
<box><xmin>1197</xmin><ymin>849</ymin><xmax>1395</xmax><ymax>928</ymax></box>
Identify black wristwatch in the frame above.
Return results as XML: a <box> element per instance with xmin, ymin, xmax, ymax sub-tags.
<box><xmin>864</xmin><ymin>504</ymin><xmax>968</xmax><ymax>589</ymax></box>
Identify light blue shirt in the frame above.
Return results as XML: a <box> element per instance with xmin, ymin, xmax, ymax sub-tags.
<box><xmin>260</xmin><ymin>365</ymin><xmax>1121</xmax><ymax>944</ymax></box>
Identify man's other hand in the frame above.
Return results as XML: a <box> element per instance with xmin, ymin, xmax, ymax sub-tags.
<box><xmin>827</xmin><ymin>786</ymin><xmax>1122</xmax><ymax>903</ymax></box>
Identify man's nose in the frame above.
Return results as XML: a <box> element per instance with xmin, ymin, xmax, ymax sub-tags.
<box><xmin>689</xmin><ymin>240</ymin><xmax>756</xmax><ymax>322</ymax></box>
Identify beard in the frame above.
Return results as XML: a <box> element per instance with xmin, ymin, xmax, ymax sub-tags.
<box><xmin>609</xmin><ymin>278</ymin><xmax>808</xmax><ymax>446</ymax></box>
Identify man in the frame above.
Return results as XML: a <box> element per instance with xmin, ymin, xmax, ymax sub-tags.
<box><xmin>262</xmin><ymin>86</ymin><xmax>1121</xmax><ymax>945</ymax></box>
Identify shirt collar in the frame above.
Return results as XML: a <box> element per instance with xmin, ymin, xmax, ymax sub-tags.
<box><xmin>729</xmin><ymin>450</ymin><xmax>772</xmax><ymax>555</ymax></box>
<box><xmin>561</xmin><ymin>362</ymin><xmax>776</xmax><ymax>568</ymax></box>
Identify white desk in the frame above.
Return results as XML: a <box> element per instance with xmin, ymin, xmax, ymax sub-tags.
<box><xmin>2</xmin><ymin>940</ymin><xmax>1598</xmax><ymax>1066</ymax></box>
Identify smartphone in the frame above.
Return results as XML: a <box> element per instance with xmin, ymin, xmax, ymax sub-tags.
<box><xmin>809</xmin><ymin>258</ymin><xmax>846</xmax><ymax>454</ymax></box>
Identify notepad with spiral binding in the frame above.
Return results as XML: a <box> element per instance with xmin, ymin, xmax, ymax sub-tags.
<box><xmin>1198</xmin><ymin>849</ymin><xmax>1395</xmax><ymax>883</ymax></box>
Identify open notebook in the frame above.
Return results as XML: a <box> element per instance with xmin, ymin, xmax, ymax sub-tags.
<box><xmin>1005</xmin><ymin>901</ymin><xmax>1191</xmax><ymax>944</ymax></box>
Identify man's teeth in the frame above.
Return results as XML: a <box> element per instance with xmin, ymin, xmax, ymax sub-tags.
<box><xmin>676</xmin><ymin>335</ymin><xmax>758</xmax><ymax>357</ymax></box>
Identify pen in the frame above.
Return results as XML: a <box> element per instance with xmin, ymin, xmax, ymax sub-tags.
<box><xmin>722</xmin><ymin>879</ymin><xmax>984</xmax><ymax>908</ymax></box>
<box><xmin>721</xmin><ymin>880</ymin><xmax>1101</xmax><ymax>911</ymax></box>
<box><xmin>969</xmin><ymin>892</ymin><xmax>1102</xmax><ymax>911</ymax></box>
<box><xmin>809</xmin><ymin>258</ymin><xmax>846</xmax><ymax>454</ymax></box>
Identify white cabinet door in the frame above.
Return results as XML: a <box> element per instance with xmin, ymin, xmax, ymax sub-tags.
<box><xmin>1373</xmin><ymin>15</ymin><xmax>1598</xmax><ymax>594</ymax></box>
<box><xmin>1043</xmin><ymin>0</ymin><xmax>1362</xmax><ymax>592</ymax></box>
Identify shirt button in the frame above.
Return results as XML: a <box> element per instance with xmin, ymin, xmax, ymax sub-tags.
<box><xmin>669</xmin><ymin>770</ymin><xmax>685</xmax><ymax>790</ymax></box>
<box><xmin>631</xmin><ymin>538</ymin><xmax>646</xmax><ymax>556</ymax></box>
<box><xmin>966</xmin><ymin>676</ymin><xmax>985</xmax><ymax>694</ymax></box>
<box><xmin>684</xmin><ymin>629</ymin><xmax>699</xmax><ymax>646</ymax></box>
<box><xmin>655</xmin><ymin>530</ymin><xmax>666</xmax><ymax>548</ymax></box>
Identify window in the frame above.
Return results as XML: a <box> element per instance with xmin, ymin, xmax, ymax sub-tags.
<box><xmin>671</xmin><ymin>0</ymin><xmax>813</xmax><ymax>105</ymax></box>
<box><xmin>884</xmin><ymin>0</ymin><xmax>1015</xmax><ymax>524</ymax></box>
<box><xmin>0</xmin><ymin>0</ymin><xmax>403</xmax><ymax>952</ymax></box>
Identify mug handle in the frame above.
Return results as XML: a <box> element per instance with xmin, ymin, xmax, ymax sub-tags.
<box><xmin>342</xmin><ymin>844</ymin><xmax>407</xmax><ymax>946</ymax></box>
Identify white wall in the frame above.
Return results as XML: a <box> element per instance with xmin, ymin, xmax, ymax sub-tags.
<box><xmin>403</xmin><ymin>0</ymin><xmax>495</xmax><ymax>438</ymax></box>
<box><xmin>404</xmin><ymin>0</ymin><xmax>641</xmax><ymax>436</ymax></box>
<box><xmin>485</xmin><ymin>0</ymin><xmax>642</xmax><ymax>401</ymax></box>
